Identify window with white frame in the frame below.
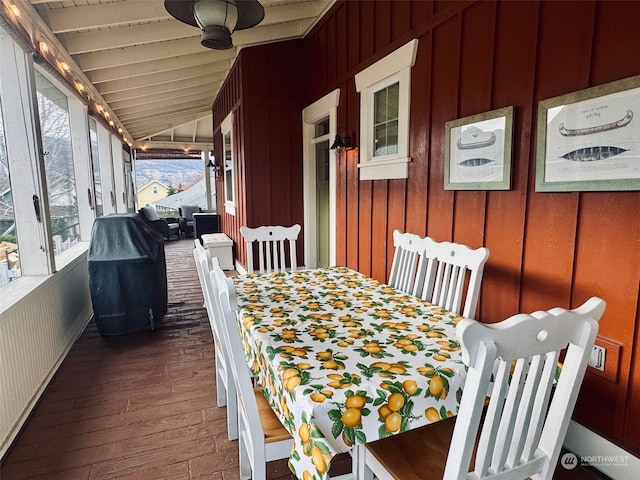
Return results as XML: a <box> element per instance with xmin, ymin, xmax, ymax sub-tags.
<box><xmin>221</xmin><ymin>112</ymin><xmax>235</xmax><ymax>215</ymax></box>
<box><xmin>0</xmin><ymin>97</ymin><xmax>21</xmax><ymax>287</ymax></box>
<box><xmin>35</xmin><ymin>70</ymin><xmax>79</xmax><ymax>255</ymax></box>
<box><xmin>355</xmin><ymin>39</ymin><xmax>418</xmax><ymax>180</ymax></box>
<box><xmin>89</xmin><ymin>117</ymin><xmax>103</xmax><ymax>217</ymax></box>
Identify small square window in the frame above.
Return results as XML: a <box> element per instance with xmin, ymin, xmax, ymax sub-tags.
<box><xmin>355</xmin><ymin>39</ymin><xmax>418</xmax><ymax>180</ymax></box>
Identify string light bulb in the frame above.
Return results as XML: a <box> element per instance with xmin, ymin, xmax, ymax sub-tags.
<box><xmin>9</xmin><ymin>4</ymin><xmax>20</xmax><ymax>18</ymax></box>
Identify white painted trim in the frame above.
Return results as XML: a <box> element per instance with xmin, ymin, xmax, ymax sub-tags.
<box><xmin>358</xmin><ymin>157</ymin><xmax>410</xmax><ymax>180</ymax></box>
<box><xmin>355</xmin><ymin>39</ymin><xmax>418</xmax><ymax>181</ymax></box>
<box><xmin>0</xmin><ymin>31</ymin><xmax>53</xmax><ymax>275</ymax></box>
<box><xmin>234</xmin><ymin>261</ymin><xmax>248</xmax><ymax>276</ymax></box>
<box><xmin>96</xmin><ymin>120</ymin><xmax>115</xmax><ymax>215</ymax></box>
<box><xmin>302</xmin><ymin>88</ymin><xmax>340</xmax><ymax>268</ymax></box>
<box><xmin>68</xmin><ymin>98</ymin><xmax>95</xmax><ymax>241</ymax></box>
<box><xmin>111</xmin><ymin>135</ymin><xmax>126</xmax><ymax>213</ymax></box>
<box><xmin>564</xmin><ymin>421</ymin><xmax>640</xmax><ymax>479</ymax></box>
<box><xmin>221</xmin><ymin>111</ymin><xmax>236</xmax><ymax>216</ymax></box>
<box><xmin>355</xmin><ymin>39</ymin><xmax>419</xmax><ymax>92</ymax></box>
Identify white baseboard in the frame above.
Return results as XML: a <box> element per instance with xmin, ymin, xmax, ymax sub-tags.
<box><xmin>563</xmin><ymin>421</ymin><xmax>640</xmax><ymax>479</ymax></box>
<box><xmin>234</xmin><ymin>261</ymin><xmax>247</xmax><ymax>276</ymax></box>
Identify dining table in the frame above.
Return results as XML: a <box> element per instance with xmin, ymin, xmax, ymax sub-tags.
<box><xmin>232</xmin><ymin>266</ymin><xmax>469</xmax><ymax>480</ymax></box>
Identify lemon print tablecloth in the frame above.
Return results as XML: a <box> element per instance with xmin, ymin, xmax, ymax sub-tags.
<box><xmin>233</xmin><ymin>266</ymin><xmax>468</xmax><ymax>480</ymax></box>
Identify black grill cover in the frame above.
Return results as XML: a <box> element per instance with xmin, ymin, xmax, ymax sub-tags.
<box><xmin>88</xmin><ymin>214</ymin><xmax>167</xmax><ymax>335</ymax></box>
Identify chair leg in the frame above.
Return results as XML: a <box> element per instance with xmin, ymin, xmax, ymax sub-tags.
<box><xmin>356</xmin><ymin>445</ymin><xmax>375</xmax><ymax>480</ymax></box>
<box><xmin>239</xmin><ymin>434</ymin><xmax>252</xmax><ymax>480</ymax></box>
<box><xmin>227</xmin><ymin>396</ymin><xmax>238</xmax><ymax>440</ymax></box>
<box><xmin>215</xmin><ymin>367</ymin><xmax>226</xmax><ymax>407</ymax></box>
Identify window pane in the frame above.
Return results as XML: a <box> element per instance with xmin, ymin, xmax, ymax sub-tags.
<box><xmin>374</xmin><ymin>88</ymin><xmax>388</xmax><ymax>124</ymax></box>
<box><xmin>387</xmin><ymin>120</ymin><xmax>398</xmax><ymax>154</ymax></box>
<box><xmin>224</xmin><ymin>132</ymin><xmax>233</xmax><ymax>203</ymax></box>
<box><xmin>0</xmin><ymin>98</ymin><xmax>21</xmax><ymax>287</ymax></box>
<box><xmin>315</xmin><ymin>140</ymin><xmax>330</xmax><ymax>268</ymax></box>
<box><xmin>89</xmin><ymin>117</ymin><xmax>103</xmax><ymax>217</ymax></box>
<box><xmin>225</xmin><ymin>169</ymin><xmax>233</xmax><ymax>202</ymax></box>
<box><xmin>314</xmin><ymin>118</ymin><xmax>329</xmax><ymax>138</ymax></box>
<box><xmin>36</xmin><ymin>71</ymin><xmax>79</xmax><ymax>255</ymax></box>
<box><xmin>374</xmin><ymin>123</ymin><xmax>387</xmax><ymax>155</ymax></box>
<box><xmin>387</xmin><ymin>82</ymin><xmax>399</xmax><ymax>119</ymax></box>
<box><xmin>373</xmin><ymin>82</ymin><xmax>400</xmax><ymax>157</ymax></box>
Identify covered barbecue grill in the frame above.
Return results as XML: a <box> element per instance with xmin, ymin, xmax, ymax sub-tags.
<box><xmin>88</xmin><ymin>214</ymin><xmax>167</xmax><ymax>336</ymax></box>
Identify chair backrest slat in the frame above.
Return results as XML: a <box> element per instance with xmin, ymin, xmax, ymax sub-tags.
<box><xmin>240</xmin><ymin>224</ymin><xmax>301</xmax><ymax>274</ymax></box>
<box><xmin>388</xmin><ymin>230</ymin><xmax>429</xmax><ymax>296</ymax></box>
<box><xmin>421</xmin><ymin>237</ymin><xmax>490</xmax><ymax>318</ymax></box>
<box><xmin>389</xmin><ymin>230</ymin><xmax>490</xmax><ymax>318</ymax></box>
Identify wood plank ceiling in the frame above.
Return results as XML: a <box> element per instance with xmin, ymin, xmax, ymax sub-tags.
<box><xmin>18</xmin><ymin>0</ymin><xmax>334</xmax><ymax>150</ymax></box>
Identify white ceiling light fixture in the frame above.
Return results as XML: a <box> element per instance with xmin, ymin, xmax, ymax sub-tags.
<box><xmin>164</xmin><ymin>0</ymin><xmax>265</xmax><ymax>50</ymax></box>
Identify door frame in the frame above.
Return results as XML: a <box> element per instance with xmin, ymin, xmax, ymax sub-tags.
<box><xmin>302</xmin><ymin>89</ymin><xmax>340</xmax><ymax>269</ymax></box>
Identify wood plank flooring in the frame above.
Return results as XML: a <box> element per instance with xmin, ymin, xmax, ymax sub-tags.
<box><xmin>0</xmin><ymin>238</ymin><xmax>608</xmax><ymax>480</ymax></box>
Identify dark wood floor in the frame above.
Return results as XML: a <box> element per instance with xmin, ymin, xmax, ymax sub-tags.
<box><xmin>0</xmin><ymin>238</ymin><xmax>608</xmax><ymax>480</ymax></box>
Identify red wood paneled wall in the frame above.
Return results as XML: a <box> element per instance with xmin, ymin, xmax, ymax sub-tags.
<box><xmin>213</xmin><ymin>0</ymin><xmax>640</xmax><ymax>453</ymax></box>
<box><xmin>212</xmin><ymin>40</ymin><xmax>306</xmax><ymax>269</ymax></box>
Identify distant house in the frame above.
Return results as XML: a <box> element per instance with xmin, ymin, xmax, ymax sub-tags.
<box><xmin>154</xmin><ymin>178</ymin><xmax>214</xmax><ymax>215</ymax></box>
<box><xmin>137</xmin><ymin>180</ymin><xmax>170</xmax><ymax>209</ymax></box>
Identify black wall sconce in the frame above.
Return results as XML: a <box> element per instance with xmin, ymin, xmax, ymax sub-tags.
<box><xmin>207</xmin><ymin>157</ymin><xmax>222</xmax><ymax>177</ymax></box>
<box><xmin>330</xmin><ymin>128</ymin><xmax>354</xmax><ymax>156</ymax></box>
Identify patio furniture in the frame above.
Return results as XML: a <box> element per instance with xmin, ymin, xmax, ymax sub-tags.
<box><xmin>239</xmin><ymin>224</ymin><xmax>301</xmax><ymax>274</ymax></box>
<box><xmin>201</xmin><ymin>233</ymin><xmax>234</xmax><ymax>271</ymax></box>
<box><xmin>179</xmin><ymin>205</ymin><xmax>201</xmax><ymax>237</ymax></box>
<box><xmin>419</xmin><ymin>237</ymin><xmax>490</xmax><ymax>318</ymax></box>
<box><xmin>139</xmin><ymin>206</ymin><xmax>180</xmax><ymax>240</ymax></box>
<box><xmin>358</xmin><ymin>297</ymin><xmax>605</xmax><ymax>480</ymax></box>
<box><xmin>193</xmin><ymin>247</ymin><xmax>237</xmax><ymax>441</ymax></box>
<box><xmin>193</xmin><ymin>212</ymin><xmax>221</xmax><ymax>240</ymax></box>
<box><xmin>214</xmin><ymin>263</ymin><xmax>293</xmax><ymax>480</ymax></box>
<box><xmin>388</xmin><ymin>230</ymin><xmax>430</xmax><ymax>296</ymax></box>
<box><xmin>232</xmin><ymin>266</ymin><xmax>467</xmax><ymax>479</ymax></box>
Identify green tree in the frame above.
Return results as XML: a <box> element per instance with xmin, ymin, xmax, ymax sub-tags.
<box><xmin>166</xmin><ymin>184</ymin><xmax>183</xmax><ymax>196</ymax></box>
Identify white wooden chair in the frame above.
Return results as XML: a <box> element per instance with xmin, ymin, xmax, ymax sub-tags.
<box><xmin>357</xmin><ymin>297</ymin><xmax>606</xmax><ymax>480</ymax></box>
<box><xmin>419</xmin><ymin>237</ymin><xmax>490</xmax><ymax>318</ymax></box>
<box><xmin>388</xmin><ymin>230</ymin><xmax>430</xmax><ymax>296</ymax></box>
<box><xmin>192</xmin><ymin>245</ymin><xmax>237</xmax><ymax>440</ymax></box>
<box><xmin>239</xmin><ymin>224</ymin><xmax>301</xmax><ymax>274</ymax></box>
<box><xmin>212</xmin><ymin>264</ymin><xmax>294</xmax><ymax>480</ymax></box>
<box><xmin>193</xmin><ymin>238</ymin><xmax>211</xmax><ymax>269</ymax></box>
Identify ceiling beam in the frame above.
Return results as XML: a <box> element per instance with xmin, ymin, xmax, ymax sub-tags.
<box><xmin>125</xmin><ymin>106</ymin><xmax>213</xmax><ymax>128</ymax></box>
<box><xmin>133</xmin><ymin>140</ymin><xmax>213</xmax><ymax>150</ymax></box>
<box><xmin>75</xmin><ymin>37</ymin><xmax>217</xmax><ymax>71</ymax></box>
<box><xmin>87</xmin><ymin>51</ymin><xmax>232</xmax><ymax>84</ymax></box>
<box><xmin>110</xmin><ymin>85</ymin><xmax>219</xmax><ymax>112</ymax></box>
<box><xmin>98</xmin><ymin>63</ymin><xmax>228</xmax><ymax>96</ymax></box>
<box><xmin>116</xmin><ymin>97</ymin><xmax>215</xmax><ymax>121</ymax></box>
<box><xmin>60</xmin><ymin>20</ymin><xmax>197</xmax><ymax>55</ymax></box>
<box><xmin>40</xmin><ymin>1</ymin><xmax>172</xmax><ymax>34</ymax></box>
<box><xmin>102</xmin><ymin>71</ymin><xmax>226</xmax><ymax>102</ymax></box>
<box><xmin>129</xmin><ymin>112</ymin><xmax>214</xmax><ymax>138</ymax></box>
